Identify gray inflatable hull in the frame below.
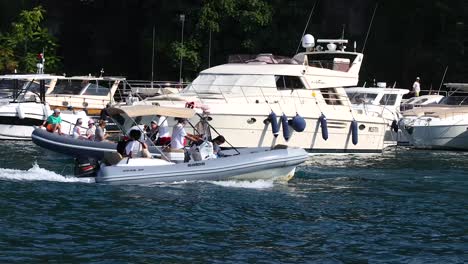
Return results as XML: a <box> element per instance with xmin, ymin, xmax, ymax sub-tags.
<box><xmin>31</xmin><ymin>128</ymin><xmax>162</xmax><ymax>159</ymax></box>
<box><xmin>96</xmin><ymin>147</ymin><xmax>308</xmax><ymax>185</ymax></box>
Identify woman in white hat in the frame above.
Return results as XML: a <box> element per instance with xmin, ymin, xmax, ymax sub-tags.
<box><xmin>86</xmin><ymin>119</ymin><xmax>96</xmax><ymax>140</ymax></box>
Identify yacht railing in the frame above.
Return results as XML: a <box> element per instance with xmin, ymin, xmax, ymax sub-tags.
<box><xmin>180</xmin><ymin>82</ymin><xmax>351</xmax><ymax>107</ymax></box>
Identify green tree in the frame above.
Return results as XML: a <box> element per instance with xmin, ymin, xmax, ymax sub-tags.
<box><xmin>0</xmin><ymin>6</ymin><xmax>60</xmax><ymax>73</ymax></box>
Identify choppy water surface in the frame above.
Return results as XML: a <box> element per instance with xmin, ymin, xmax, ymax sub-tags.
<box><xmin>0</xmin><ymin>141</ymin><xmax>466</xmax><ymax>263</ymax></box>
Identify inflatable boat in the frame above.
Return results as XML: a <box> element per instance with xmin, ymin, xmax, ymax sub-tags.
<box><xmin>31</xmin><ymin>105</ymin><xmax>308</xmax><ymax>185</ymax></box>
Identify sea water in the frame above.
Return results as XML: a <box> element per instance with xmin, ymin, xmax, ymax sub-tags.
<box><xmin>0</xmin><ymin>141</ymin><xmax>466</xmax><ymax>263</ymax></box>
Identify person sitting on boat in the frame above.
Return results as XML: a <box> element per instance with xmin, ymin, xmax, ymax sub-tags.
<box><xmin>155</xmin><ymin>115</ymin><xmax>171</xmax><ymax>146</ymax></box>
<box><xmin>125</xmin><ymin>129</ymin><xmax>150</xmax><ymax>158</ymax></box>
<box><xmin>170</xmin><ymin>118</ymin><xmax>201</xmax><ymax>150</ymax></box>
<box><xmin>86</xmin><ymin>119</ymin><xmax>96</xmax><ymax>140</ymax></box>
<box><xmin>72</xmin><ymin>118</ymin><xmax>87</xmax><ymax>139</ymax></box>
<box><xmin>41</xmin><ymin>108</ymin><xmax>64</xmax><ymax>135</ymax></box>
<box><xmin>128</xmin><ymin>124</ymin><xmax>146</xmax><ymax>141</ymax></box>
<box><xmin>212</xmin><ymin>135</ymin><xmax>226</xmax><ymax>157</ymax></box>
<box><xmin>95</xmin><ymin>120</ymin><xmax>109</xmax><ymax>142</ymax></box>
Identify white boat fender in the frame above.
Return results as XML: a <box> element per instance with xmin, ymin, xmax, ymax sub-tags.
<box><xmin>42</xmin><ymin>104</ymin><xmax>49</xmax><ymax>118</ymax></box>
<box><xmin>281</xmin><ymin>113</ymin><xmax>290</xmax><ymax>141</ymax></box>
<box><xmin>391</xmin><ymin>120</ymin><xmax>399</xmax><ymax>133</ymax></box>
<box><xmin>319</xmin><ymin>113</ymin><xmax>328</xmax><ymax>140</ymax></box>
<box><xmin>16</xmin><ymin>104</ymin><xmax>25</xmax><ymax>119</ymax></box>
<box><xmin>268</xmin><ymin>111</ymin><xmax>279</xmax><ymax>137</ymax></box>
<box><xmin>289</xmin><ymin>113</ymin><xmax>306</xmax><ymax>132</ymax></box>
<box><xmin>351</xmin><ymin>120</ymin><xmax>358</xmax><ymax>145</ymax></box>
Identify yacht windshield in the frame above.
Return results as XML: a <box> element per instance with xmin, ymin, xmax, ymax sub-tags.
<box><xmin>439</xmin><ymin>96</ymin><xmax>468</xmax><ymax>105</ymax></box>
<box><xmin>347</xmin><ymin>92</ymin><xmax>378</xmax><ymax>104</ymax></box>
<box><xmin>379</xmin><ymin>94</ymin><xmax>397</xmax><ymax>105</ymax></box>
<box><xmin>182</xmin><ymin>74</ymin><xmax>276</xmax><ymax>96</ymax></box>
<box><xmin>51</xmin><ymin>79</ymin><xmax>88</xmax><ymax>95</ymax></box>
<box><xmin>82</xmin><ymin>82</ymin><xmax>111</xmax><ymax>96</ymax></box>
<box><xmin>306</xmin><ymin>53</ymin><xmax>357</xmax><ymax>72</ymax></box>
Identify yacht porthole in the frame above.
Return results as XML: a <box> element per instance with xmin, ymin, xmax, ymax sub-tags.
<box><xmin>62</xmin><ymin>101</ymin><xmax>69</xmax><ymax>106</ymax></box>
<box><xmin>206</xmin><ymin>116</ymin><xmax>213</xmax><ymax>121</ymax></box>
<box><xmin>358</xmin><ymin>124</ymin><xmax>366</xmax><ymax>130</ymax></box>
<box><xmin>82</xmin><ymin>102</ymin><xmax>88</xmax><ymax>107</ymax></box>
<box><xmin>247</xmin><ymin>118</ymin><xmax>257</xmax><ymax>124</ymax></box>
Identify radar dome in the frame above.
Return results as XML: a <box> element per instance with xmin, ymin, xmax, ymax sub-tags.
<box><xmin>302</xmin><ymin>34</ymin><xmax>315</xmax><ymax>48</ymax></box>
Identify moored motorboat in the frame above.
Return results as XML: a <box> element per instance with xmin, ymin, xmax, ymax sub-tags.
<box><xmin>399</xmin><ymin>83</ymin><xmax>468</xmax><ymax>150</ymax></box>
<box><xmin>0</xmin><ymin>75</ymin><xmax>90</xmax><ymax>140</ymax></box>
<box><xmin>139</xmin><ymin>35</ymin><xmax>388</xmax><ymax>154</ymax></box>
<box><xmin>346</xmin><ymin>83</ymin><xmax>409</xmax><ymax>146</ymax></box>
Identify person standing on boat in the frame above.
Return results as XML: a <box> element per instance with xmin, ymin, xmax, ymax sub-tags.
<box><xmin>95</xmin><ymin>120</ymin><xmax>109</xmax><ymax>141</ymax></box>
<box><xmin>156</xmin><ymin>115</ymin><xmax>171</xmax><ymax>146</ymax></box>
<box><xmin>41</xmin><ymin>108</ymin><xmax>64</xmax><ymax>135</ymax></box>
<box><xmin>99</xmin><ymin>103</ymin><xmax>111</xmax><ymax>121</ymax></box>
<box><xmin>86</xmin><ymin>119</ymin><xmax>96</xmax><ymax>140</ymax></box>
<box><xmin>146</xmin><ymin>120</ymin><xmax>159</xmax><ymax>142</ymax></box>
<box><xmin>170</xmin><ymin>118</ymin><xmax>200</xmax><ymax>149</ymax></box>
<box><xmin>412</xmin><ymin>77</ymin><xmax>421</xmax><ymax>97</ymax></box>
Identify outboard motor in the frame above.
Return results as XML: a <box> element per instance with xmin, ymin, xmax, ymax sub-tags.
<box><xmin>74</xmin><ymin>158</ymin><xmax>98</xmax><ymax>178</ymax></box>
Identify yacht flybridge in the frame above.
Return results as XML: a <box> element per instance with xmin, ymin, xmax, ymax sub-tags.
<box><xmin>142</xmin><ymin>35</ymin><xmax>388</xmax><ymax>154</ymax></box>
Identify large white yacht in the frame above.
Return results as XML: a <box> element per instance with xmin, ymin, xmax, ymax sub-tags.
<box><xmin>346</xmin><ymin>83</ymin><xmax>409</xmax><ymax>146</ymax></box>
<box><xmin>0</xmin><ymin>74</ymin><xmax>90</xmax><ymax>140</ymax></box>
<box><xmin>399</xmin><ymin>83</ymin><xmax>468</xmax><ymax>150</ymax></box>
<box><xmin>140</xmin><ymin>35</ymin><xmax>388</xmax><ymax>154</ymax></box>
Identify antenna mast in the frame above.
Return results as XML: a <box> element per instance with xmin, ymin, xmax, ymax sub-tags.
<box><xmin>295</xmin><ymin>0</ymin><xmax>319</xmax><ymax>55</ymax></box>
<box><xmin>362</xmin><ymin>2</ymin><xmax>379</xmax><ymax>53</ymax></box>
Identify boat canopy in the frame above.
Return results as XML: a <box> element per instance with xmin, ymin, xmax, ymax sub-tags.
<box><xmin>107</xmin><ymin>105</ymin><xmax>196</xmax><ymax>119</ymax></box>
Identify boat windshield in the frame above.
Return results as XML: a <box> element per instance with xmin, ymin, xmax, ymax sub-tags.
<box><xmin>379</xmin><ymin>94</ymin><xmax>397</xmax><ymax>105</ymax></box>
<box><xmin>182</xmin><ymin>74</ymin><xmax>276</xmax><ymax>96</ymax></box>
<box><xmin>51</xmin><ymin>79</ymin><xmax>88</xmax><ymax>95</ymax></box>
<box><xmin>306</xmin><ymin>53</ymin><xmax>357</xmax><ymax>72</ymax></box>
<box><xmin>439</xmin><ymin>96</ymin><xmax>468</xmax><ymax>105</ymax></box>
<box><xmin>82</xmin><ymin>82</ymin><xmax>111</xmax><ymax>96</ymax></box>
<box><xmin>347</xmin><ymin>92</ymin><xmax>378</xmax><ymax>104</ymax></box>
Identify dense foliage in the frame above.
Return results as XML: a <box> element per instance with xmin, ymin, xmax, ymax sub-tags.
<box><xmin>0</xmin><ymin>0</ymin><xmax>465</xmax><ymax>89</ymax></box>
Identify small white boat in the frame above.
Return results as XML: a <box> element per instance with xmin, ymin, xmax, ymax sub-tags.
<box><xmin>346</xmin><ymin>83</ymin><xmax>409</xmax><ymax>146</ymax></box>
<box><xmin>0</xmin><ymin>75</ymin><xmax>90</xmax><ymax>140</ymax></box>
<box><xmin>399</xmin><ymin>83</ymin><xmax>468</xmax><ymax>150</ymax></box>
<box><xmin>32</xmin><ymin>105</ymin><xmax>308</xmax><ymax>185</ymax></box>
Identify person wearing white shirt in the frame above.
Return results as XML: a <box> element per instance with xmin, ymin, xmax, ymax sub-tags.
<box><xmin>72</xmin><ymin>118</ymin><xmax>86</xmax><ymax>139</ymax></box>
<box><xmin>170</xmin><ymin>118</ymin><xmax>200</xmax><ymax>149</ymax></box>
<box><xmin>156</xmin><ymin>115</ymin><xmax>171</xmax><ymax>145</ymax></box>
<box><xmin>412</xmin><ymin>77</ymin><xmax>421</xmax><ymax>97</ymax></box>
<box><xmin>125</xmin><ymin>130</ymin><xmax>148</xmax><ymax>158</ymax></box>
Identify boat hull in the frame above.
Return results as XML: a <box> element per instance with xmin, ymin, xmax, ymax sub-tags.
<box><xmin>402</xmin><ymin>123</ymin><xmax>468</xmax><ymax>150</ymax></box>
<box><xmin>0</xmin><ymin>103</ymin><xmax>88</xmax><ymax>140</ymax></box>
<box><xmin>96</xmin><ymin>147</ymin><xmax>307</xmax><ymax>185</ymax></box>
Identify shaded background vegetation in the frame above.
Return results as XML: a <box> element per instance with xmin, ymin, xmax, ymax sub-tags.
<box><xmin>0</xmin><ymin>0</ymin><xmax>466</xmax><ymax>90</ymax></box>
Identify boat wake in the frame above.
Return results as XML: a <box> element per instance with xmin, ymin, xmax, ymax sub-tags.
<box><xmin>0</xmin><ymin>163</ymin><xmax>93</xmax><ymax>183</ymax></box>
<box><xmin>208</xmin><ymin>179</ymin><xmax>275</xmax><ymax>189</ymax></box>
